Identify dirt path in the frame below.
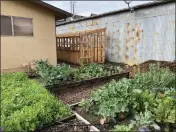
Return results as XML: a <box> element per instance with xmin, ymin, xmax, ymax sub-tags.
<box><xmin>54</xmin><ymin>81</ymin><xmax>107</xmax><ymax>104</ymax></box>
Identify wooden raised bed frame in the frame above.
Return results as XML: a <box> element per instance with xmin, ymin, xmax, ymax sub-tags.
<box><xmin>46</xmin><ymin>72</ymin><xmax>129</xmax><ymax>91</ymax></box>
<box><xmin>35</xmin><ymin>113</ymin><xmax>100</xmax><ymax>132</ymax></box>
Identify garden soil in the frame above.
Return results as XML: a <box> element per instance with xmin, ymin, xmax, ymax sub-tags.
<box><xmin>39</xmin><ymin>118</ymin><xmax>89</xmax><ymax>132</ymax></box>
<box><xmin>55</xmin><ymin>81</ymin><xmax>107</xmax><ymax>104</ymax></box>
<box><xmin>124</xmin><ymin>60</ymin><xmax>176</xmax><ymax>78</ymax></box>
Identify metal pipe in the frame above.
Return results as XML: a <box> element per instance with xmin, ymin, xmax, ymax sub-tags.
<box><xmin>124</xmin><ymin>0</ymin><xmax>134</xmax><ymax>13</ymax></box>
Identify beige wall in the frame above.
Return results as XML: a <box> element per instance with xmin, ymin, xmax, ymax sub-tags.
<box><xmin>1</xmin><ymin>1</ymin><xmax>57</xmax><ymax>72</ymax></box>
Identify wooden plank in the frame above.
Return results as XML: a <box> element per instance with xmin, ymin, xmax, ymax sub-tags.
<box><xmin>57</xmin><ymin>49</ymin><xmax>80</xmax><ymax>64</ymax></box>
<box><xmin>74</xmin><ymin>112</ymin><xmax>100</xmax><ymax>132</ymax></box>
<box><xmin>90</xmin><ymin>34</ymin><xmax>93</xmax><ymax>63</ymax></box>
<box><xmin>93</xmin><ymin>33</ymin><xmax>96</xmax><ymax>62</ymax></box>
<box><xmin>100</xmin><ymin>32</ymin><xmax>102</xmax><ymax>62</ymax></box>
<box><xmin>79</xmin><ymin>36</ymin><xmax>83</xmax><ymax>65</ymax></box>
<box><xmin>34</xmin><ymin>114</ymin><xmax>76</xmax><ymax>131</ymax></box>
<box><xmin>97</xmin><ymin>32</ymin><xmax>99</xmax><ymax>63</ymax></box>
<box><xmin>59</xmin><ymin>38</ymin><xmax>61</xmax><ymax>48</ymax></box>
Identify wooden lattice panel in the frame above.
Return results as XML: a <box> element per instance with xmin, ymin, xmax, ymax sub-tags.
<box><xmin>56</xmin><ymin>28</ymin><xmax>106</xmax><ymax>65</ymax></box>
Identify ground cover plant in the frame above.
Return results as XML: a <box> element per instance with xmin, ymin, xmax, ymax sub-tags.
<box><xmin>1</xmin><ymin>72</ymin><xmax>71</xmax><ymax>132</ymax></box>
<box><xmin>80</xmin><ymin>64</ymin><xmax>176</xmax><ymax>131</ymax></box>
<box><xmin>35</xmin><ymin>60</ymin><xmax>123</xmax><ymax>86</ymax></box>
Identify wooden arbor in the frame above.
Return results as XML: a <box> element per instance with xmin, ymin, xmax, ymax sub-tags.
<box><xmin>56</xmin><ymin>28</ymin><xmax>106</xmax><ymax>65</ymax></box>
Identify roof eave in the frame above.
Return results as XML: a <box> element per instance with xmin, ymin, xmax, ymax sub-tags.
<box><xmin>30</xmin><ymin>0</ymin><xmax>72</xmax><ymax>20</ymax></box>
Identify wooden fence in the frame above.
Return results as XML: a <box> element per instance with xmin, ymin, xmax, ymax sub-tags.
<box><xmin>56</xmin><ymin>28</ymin><xmax>106</xmax><ymax>65</ymax></box>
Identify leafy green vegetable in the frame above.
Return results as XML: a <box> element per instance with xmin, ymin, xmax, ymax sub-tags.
<box><xmin>82</xmin><ymin>64</ymin><xmax>175</xmax><ymax>128</ymax></box>
<box><xmin>133</xmin><ymin>89</ymin><xmax>157</xmax><ymax>113</ymax></box>
<box><xmin>35</xmin><ymin>60</ymin><xmax>123</xmax><ymax>86</ymax></box>
<box><xmin>154</xmin><ymin>88</ymin><xmax>176</xmax><ymax>124</ymax></box>
<box><xmin>1</xmin><ymin>72</ymin><xmax>71</xmax><ymax>132</ymax></box>
<box><xmin>112</xmin><ymin>110</ymin><xmax>160</xmax><ymax>132</ymax></box>
<box><xmin>35</xmin><ymin>60</ymin><xmax>74</xmax><ymax>86</ymax></box>
<box><xmin>131</xmin><ymin>64</ymin><xmax>175</xmax><ymax>90</ymax></box>
<box><xmin>75</xmin><ymin>63</ymin><xmax>108</xmax><ymax>78</ymax></box>
<box><xmin>86</xmin><ymin>79</ymin><xmax>136</xmax><ymax>118</ymax></box>
<box><xmin>131</xmin><ymin>110</ymin><xmax>156</xmax><ymax>128</ymax></box>
<box><xmin>112</xmin><ymin>123</ymin><xmax>134</xmax><ymax>131</ymax></box>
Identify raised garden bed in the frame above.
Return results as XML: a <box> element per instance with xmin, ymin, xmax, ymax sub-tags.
<box><xmin>37</xmin><ymin>113</ymin><xmax>100</xmax><ymax>132</ymax></box>
<box><xmin>39</xmin><ymin>118</ymin><xmax>87</xmax><ymax>132</ymax></box>
<box><xmin>1</xmin><ymin>72</ymin><xmax>102</xmax><ymax>132</ymax></box>
<box><xmin>46</xmin><ymin>72</ymin><xmax>129</xmax><ymax>90</ymax></box>
<box><xmin>1</xmin><ymin>73</ymin><xmax>72</xmax><ymax>132</ymax></box>
<box><xmin>71</xmin><ymin>103</ymin><xmax>176</xmax><ymax>132</ymax></box>
<box><xmin>34</xmin><ymin>60</ymin><xmax>127</xmax><ymax>88</ymax></box>
<box><xmin>71</xmin><ymin>103</ymin><xmax>112</xmax><ymax>131</ymax></box>
<box><xmin>68</xmin><ymin>64</ymin><xmax>176</xmax><ymax>132</ymax></box>
<box><xmin>35</xmin><ymin>114</ymin><xmax>76</xmax><ymax>132</ymax></box>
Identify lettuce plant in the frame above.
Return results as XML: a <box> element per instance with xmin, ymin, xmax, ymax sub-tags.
<box><xmin>1</xmin><ymin>72</ymin><xmax>71</xmax><ymax>132</ymax></box>
<box><xmin>154</xmin><ymin>88</ymin><xmax>176</xmax><ymax>124</ymax></box>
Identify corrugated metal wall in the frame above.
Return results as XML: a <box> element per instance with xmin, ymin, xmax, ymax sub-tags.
<box><xmin>56</xmin><ymin>3</ymin><xmax>175</xmax><ymax>65</ymax></box>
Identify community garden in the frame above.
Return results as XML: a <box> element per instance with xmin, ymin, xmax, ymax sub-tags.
<box><xmin>1</xmin><ymin>60</ymin><xmax>176</xmax><ymax>132</ymax></box>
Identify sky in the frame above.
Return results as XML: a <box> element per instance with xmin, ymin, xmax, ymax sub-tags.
<box><xmin>44</xmin><ymin>1</ymin><xmax>153</xmax><ymax>16</ymax></box>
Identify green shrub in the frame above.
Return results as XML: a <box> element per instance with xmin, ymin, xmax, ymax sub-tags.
<box><xmin>1</xmin><ymin>72</ymin><xmax>71</xmax><ymax>132</ymax></box>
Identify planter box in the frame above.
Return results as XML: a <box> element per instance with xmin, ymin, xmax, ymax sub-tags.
<box><xmin>34</xmin><ymin>114</ymin><xmax>76</xmax><ymax>131</ymax></box>
<box><xmin>74</xmin><ymin>112</ymin><xmax>100</xmax><ymax>131</ymax></box>
<box><xmin>35</xmin><ymin>113</ymin><xmax>99</xmax><ymax>132</ymax></box>
<box><xmin>70</xmin><ymin>102</ymin><xmax>112</xmax><ymax>132</ymax></box>
<box><xmin>46</xmin><ymin>72</ymin><xmax>129</xmax><ymax>91</ymax></box>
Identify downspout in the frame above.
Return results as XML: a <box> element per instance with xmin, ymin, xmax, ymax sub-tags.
<box><xmin>124</xmin><ymin>0</ymin><xmax>134</xmax><ymax>13</ymax></box>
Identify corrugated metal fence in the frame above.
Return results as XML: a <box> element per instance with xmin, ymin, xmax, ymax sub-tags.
<box><xmin>56</xmin><ymin>2</ymin><xmax>175</xmax><ymax>65</ymax></box>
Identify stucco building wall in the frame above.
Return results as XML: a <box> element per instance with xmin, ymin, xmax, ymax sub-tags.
<box><xmin>1</xmin><ymin>1</ymin><xmax>57</xmax><ymax>72</ymax></box>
